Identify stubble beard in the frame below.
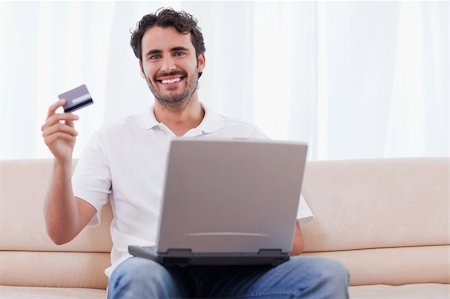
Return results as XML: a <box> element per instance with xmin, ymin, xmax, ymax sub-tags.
<box><xmin>146</xmin><ymin>70</ymin><xmax>199</xmax><ymax>110</ymax></box>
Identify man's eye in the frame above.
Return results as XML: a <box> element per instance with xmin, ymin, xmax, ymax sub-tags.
<box><xmin>149</xmin><ymin>54</ymin><xmax>161</xmax><ymax>60</ymax></box>
<box><xmin>174</xmin><ymin>51</ymin><xmax>185</xmax><ymax>57</ymax></box>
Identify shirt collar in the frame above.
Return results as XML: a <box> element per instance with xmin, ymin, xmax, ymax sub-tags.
<box><xmin>197</xmin><ymin>104</ymin><xmax>225</xmax><ymax>134</ymax></box>
<box><xmin>135</xmin><ymin>106</ymin><xmax>160</xmax><ymax>130</ymax></box>
<box><xmin>134</xmin><ymin>103</ymin><xmax>225</xmax><ymax>134</ymax></box>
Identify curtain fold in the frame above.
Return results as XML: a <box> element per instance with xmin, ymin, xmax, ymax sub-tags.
<box><xmin>1</xmin><ymin>2</ymin><xmax>448</xmax><ymax>160</ymax></box>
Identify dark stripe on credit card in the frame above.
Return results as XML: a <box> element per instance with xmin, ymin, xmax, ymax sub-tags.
<box><xmin>64</xmin><ymin>98</ymin><xmax>93</xmax><ymax>112</ymax></box>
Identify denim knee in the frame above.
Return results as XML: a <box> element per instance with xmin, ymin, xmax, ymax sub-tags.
<box><xmin>302</xmin><ymin>256</ymin><xmax>350</xmax><ymax>298</ymax></box>
<box><xmin>318</xmin><ymin>257</ymin><xmax>350</xmax><ymax>285</ymax></box>
<box><xmin>108</xmin><ymin>257</ymin><xmax>184</xmax><ymax>299</ymax></box>
<box><xmin>280</xmin><ymin>256</ymin><xmax>349</xmax><ymax>299</ymax></box>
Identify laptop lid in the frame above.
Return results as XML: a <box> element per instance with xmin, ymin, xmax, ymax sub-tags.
<box><xmin>155</xmin><ymin>138</ymin><xmax>308</xmax><ymax>255</ymax></box>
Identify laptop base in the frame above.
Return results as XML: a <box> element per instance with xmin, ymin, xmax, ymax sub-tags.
<box><xmin>128</xmin><ymin>246</ymin><xmax>289</xmax><ymax>267</ymax></box>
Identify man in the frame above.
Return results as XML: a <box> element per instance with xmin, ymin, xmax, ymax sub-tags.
<box><xmin>41</xmin><ymin>8</ymin><xmax>349</xmax><ymax>298</ymax></box>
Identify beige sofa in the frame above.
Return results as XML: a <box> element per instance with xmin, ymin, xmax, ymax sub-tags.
<box><xmin>0</xmin><ymin>158</ymin><xmax>448</xmax><ymax>298</ymax></box>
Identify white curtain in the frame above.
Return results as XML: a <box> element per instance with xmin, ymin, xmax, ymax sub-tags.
<box><xmin>1</xmin><ymin>1</ymin><xmax>448</xmax><ymax>160</ymax></box>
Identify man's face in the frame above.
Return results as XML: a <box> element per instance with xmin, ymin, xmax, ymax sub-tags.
<box><xmin>140</xmin><ymin>26</ymin><xmax>205</xmax><ymax>109</ymax></box>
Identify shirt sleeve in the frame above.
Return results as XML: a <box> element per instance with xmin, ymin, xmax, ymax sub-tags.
<box><xmin>72</xmin><ymin>131</ymin><xmax>111</xmax><ymax>226</ymax></box>
<box><xmin>296</xmin><ymin>194</ymin><xmax>314</xmax><ymax>226</ymax></box>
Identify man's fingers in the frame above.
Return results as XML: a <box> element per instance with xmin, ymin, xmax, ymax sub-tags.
<box><xmin>42</xmin><ymin>113</ymin><xmax>79</xmax><ymax>131</ymax></box>
<box><xmin>44</xmin><ymin>132</ymin><xmax>76</xmax><ymax>146</ymax></box>
<box><xmin>47</xmin><ymin>99</ymin><xmax>66</xmax><ymax>119</ymax></box>
<box><xmin>42</xmin><ymin>123</ymin><xmax>78</xmax><ymax>138</ymax></box>
<box><xmin>65</xmin><ymin>117</ymin><xmax>77</xmax><ymax>128</ymax></box>
<box><xmin>65</xmin><ymin>114</ymin><xmax>79</xmax><ymax>128</ymax></box>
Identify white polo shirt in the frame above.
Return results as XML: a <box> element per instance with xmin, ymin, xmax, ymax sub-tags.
<box><xmin>72</xmin><ymin>104</ymin><xmax>313</xmax><ymax>277</ymax></box>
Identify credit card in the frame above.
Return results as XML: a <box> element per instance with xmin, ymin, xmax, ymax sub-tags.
<box><xmin>59</xmin><ymin>84</ymin><xmax>93</xmax><ymax>113</ymax></box>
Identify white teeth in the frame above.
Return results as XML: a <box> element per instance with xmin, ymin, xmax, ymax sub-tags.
<box><xmin>161</xmin><ymin>78</ymin><xmax>181</xmax><ymax>84</ymax></box>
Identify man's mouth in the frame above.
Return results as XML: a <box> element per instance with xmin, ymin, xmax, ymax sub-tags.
<box><xmin>159</xmin><ymin>77</ymin><xmax>183</xmax><ymax>85</ymax></box>
<box><xmin>156</xmin><ymin>71</ymin><xmax>187</xmax><ymax>87</ymax></box>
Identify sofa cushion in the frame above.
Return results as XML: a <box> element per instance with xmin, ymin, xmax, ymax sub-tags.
<box><xmin>304</xmin><ymin>245</ymin><xmax>449</xmax><ymax>286</ymax></box>
<box><xmin>349</xmin><ymin>283</ymin><xmax>450</xmax><ymax>299</ymax></box>
<box><xmin>0</xmin><ymin>251</ymin><xmax>109</xmax><ymax>289</ymax></box>
<box><xmin>0</xmin><ymin>286</ymin><xmax>106</xmax><ymax>299</ymax></box>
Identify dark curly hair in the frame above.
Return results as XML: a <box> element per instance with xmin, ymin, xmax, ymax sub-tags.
<box><xmin>130</xmin><ymin>8</ymin><xmax>206</xmax><ymax>62</ymax></box>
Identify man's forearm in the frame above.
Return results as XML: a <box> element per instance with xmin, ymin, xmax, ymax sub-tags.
<box><xmin>44</xmin><ymin>159</ymin><xmax>80</xmax><ymax>245</ymax></box>
<box><xmin>290</xmin><ymin>222</ymin><xmax>304</xmax><ymax>255</ymax></box>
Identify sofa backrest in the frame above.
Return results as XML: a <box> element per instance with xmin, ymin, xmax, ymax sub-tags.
<box><xmin>0</xmin><ymin>159</ymin><xmax>112</xmax><ymax>289</ymax></box>
<box><xmin>0</xmin><ymin>158</ymin><xmax>448</xmax><ymax>289</ymax></box>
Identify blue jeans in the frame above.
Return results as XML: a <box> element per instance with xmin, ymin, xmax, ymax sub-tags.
<box><xmin>108</xmin><ymin>256</ymin><xmax>349</xmax><ymax>298</ymax></box>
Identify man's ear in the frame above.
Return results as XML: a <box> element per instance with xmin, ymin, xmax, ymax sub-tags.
<box><xmin>197</xmin><ymin>53</ymin><xmax>206</xmax><ymax>73</ymax></box>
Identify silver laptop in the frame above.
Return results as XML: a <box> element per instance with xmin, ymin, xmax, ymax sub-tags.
<box><xmin>129</xmin><ymin>138</ymin><xmax>308</xmax><ymax>267</ymax></box>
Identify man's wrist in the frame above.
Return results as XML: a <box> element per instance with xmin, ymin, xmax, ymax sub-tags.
<box><xmin>54</xmin><ymin>157</ymin><xmax>72</xmax><ymax>172</ymax></box>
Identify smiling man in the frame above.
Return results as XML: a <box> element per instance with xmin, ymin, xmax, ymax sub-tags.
<box><xmin>41</xmin><ymin>8</ymin><xmax>349</xmax><ymax>299</ymax></box>
<box><xmin>136</xmin><ymin>23</ymin><xmax>206</xmax><ymax>136</ymax></box>
<box><xmin>141</xmin><ymin>26</ymin><xmax>203</xmax><ymax>109</ymax></box>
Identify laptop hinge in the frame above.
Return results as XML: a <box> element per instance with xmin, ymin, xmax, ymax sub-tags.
<box><xmin>166</xmin><ymin>249</ymin><xmax>193</xmax><ymax>255</ymax></box>
<box><xmin>163</xmin><ymin>249</ymin><xmax>192</xmax><ymax>267</ymax></box>
<box><xmin>259</xmin><ymin>249</ymin><xmax>288</xmax><ymax>266</ymax></box>
<box><xmin>258</xmin><ymin>249</ymin><xmax>284</xmax><ymax>256</ymax></box>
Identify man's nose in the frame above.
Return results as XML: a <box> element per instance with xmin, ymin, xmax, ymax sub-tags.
<box><xmin>161</xmin><ymin>57</ymin><xmax>176</xmax><ymax>72</ymax></box>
